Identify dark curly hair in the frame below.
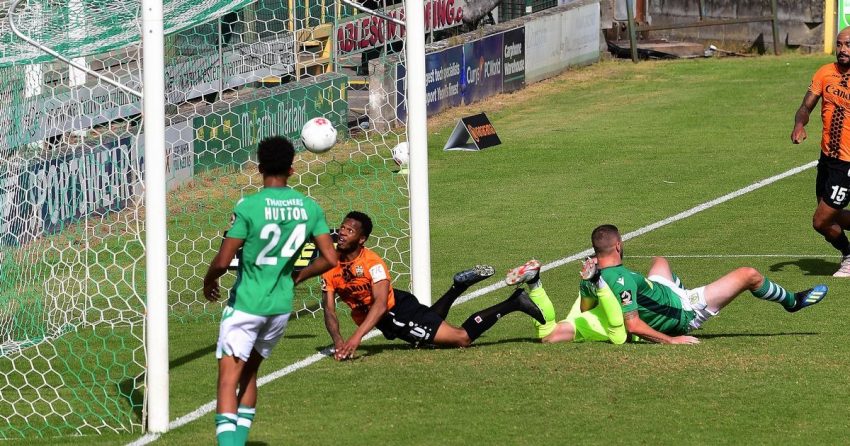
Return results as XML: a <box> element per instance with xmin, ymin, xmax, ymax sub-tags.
<box><xmin>257</xmin><ymin>136</ymin><xmax>295</xmax><ymax>176</ymax></box>
<box><xmin>345</xmin><ymin>211</ymin><xmax>373</xmax><ymax>240</ymax></box>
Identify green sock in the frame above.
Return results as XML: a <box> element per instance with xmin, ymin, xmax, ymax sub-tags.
<box><xmin>215</xmin><ymin>413</ymin><xmax>238</xmax><ymax>446</ymax></box>
<box><xmin>236</xmin><ymin>405</ymin><xmax>256</xmax><ymax>446</ymax></box>
<box><xmin>752</xmin><ymin>277</ymin><xmax>795</xmax><ymax>309</ymax></box>
<box><xmin>671</xmin><ymin>272</ymin><xmax>685</xmax><ymax>289</ymax></box>
<box><xmin>529</xmin><ymin>287</ymin><xmax>556</xmax><ymax>338</ymax></box>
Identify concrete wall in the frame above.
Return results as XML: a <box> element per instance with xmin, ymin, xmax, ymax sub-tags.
<box><xmin>610</xmin><ymin>0</ymin><xmax>825</xmax><ymax>52</ymax></box>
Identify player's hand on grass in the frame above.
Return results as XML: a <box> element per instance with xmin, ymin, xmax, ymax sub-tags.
<box><xmin>335</xmin><ymin>336</ymin><xmax>362</xmax><ymax>360</ymax></box>
<box><xmin>669</xmin><ymin>335</ymin><xmax>699</xmax><ymax>345</ymax></box>
<box><xmin>203</xmin><ymin>279</ymin><xmax>221</xmax><ymax>302</ymax></box>
<box><xmin>791</xmin><ymin>126</ymin><xmax>807</xmax><ymax>144</ymax></box>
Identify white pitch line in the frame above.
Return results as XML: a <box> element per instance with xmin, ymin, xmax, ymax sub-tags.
<box><xmin>627</xmin><ymin>254</ymin><xmax>837</xmax><ymax>259</ymax></box>
<box><xmin>127</xmin><ymin>160</ymin><xmax>816</xmax><ymax>445</ymax></box>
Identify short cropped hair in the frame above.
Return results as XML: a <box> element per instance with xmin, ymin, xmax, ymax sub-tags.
<box><xmin>257</xmin><ymin>136</ymin><xmax>295</xmax><ymax>176</ymax></box>
<box><xmin>345</xmin><ymin>211</ymin><xmax>373</xmax><ymax>240</ymax></box>
<box><xmin>591</xmin><ymin>224</ymin><xmax>621</xmax><ymax>255</ymax></box>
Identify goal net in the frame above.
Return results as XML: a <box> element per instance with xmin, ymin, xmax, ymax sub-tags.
<box><xmin>0</xmin><ymin>0</ymin><xmax>411</xmax><ymax>438</ymax></box>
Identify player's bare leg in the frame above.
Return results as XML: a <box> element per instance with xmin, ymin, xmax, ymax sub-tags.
<box><xmin>813</xmin><ymin>199</ymin><xmax>850</xmax><ymax>276</ymax></box>
<box><xmin>830</xmin><ymin>206</ymin><xmax>850</xmax><ymax>229</ymax></box>
<box><xmin>236</xmin><ymin>350</ymin><xmax>263</xmax><ymax>406</ymax></box>
<box><xmin>217</xmin><ymin>357</ymin><xmax>246</xmax><ymax>413</ymax></box>
<box><xmin>647</xmin><ymin>256</ymin><xmax>674</xmax><ymax>281</ymax></box>
<box><xmin>233</xmin><ymin>350</ymin><xmax>263</xmax><ymax>446</ymax></box>
<box><xmin>432</xmin><ymin>322</ymin><xmax>472</xmax><ymax>347</ymax></box>
<box><xmin>216</xmin><ymin>356</ymin><xmax>247</xmax><ymax>445</ymax></box>
<box><xmin>541</xmin><ymin>322</ymin><xmax>576</xmax><ymax>344</ymax></box>
<box><xmin>703</xmin><ymin>267</ymin><xmax>827</xmax><ymax>313</ymax></box>
<box><xmin>702</xmin><ymin>267</ymin><xmax>763</xmax><ymax>312</ymax></box>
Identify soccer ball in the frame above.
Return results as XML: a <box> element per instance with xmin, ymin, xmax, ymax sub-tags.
<box><xmin>300</xmin><ymin>117</ymin><xmax>337</xmax><ymax>153</ymax></box>
<box><xmin>391</xmin><ymin>142</ymin><xmax>409</xmax><ymax>167</ymax></box>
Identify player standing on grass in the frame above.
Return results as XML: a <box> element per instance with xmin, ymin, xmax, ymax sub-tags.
<box><xmin>321</xmin><ymin>211</ymin><xmax>546</xmax><ymax>359</ymax></box>
<box><xmin>574</xmin><ymin>225</ymin><xmax>827</xmax><ymax>344</ymax></box>
<box><xmin>792</xmin><ymin>27</ymin><xmax>850</xmax><ymax>277</ymax></box>
<box><xmin>203</xmin><ymin>136</ymin><xmax>337</xmax><ymax>446</ymax></box>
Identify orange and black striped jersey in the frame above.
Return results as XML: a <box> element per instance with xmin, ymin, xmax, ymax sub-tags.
<box><xmin>321</xmin><ymin>248</ymin><xmax>395</xmax><ymax>325</ymax></box>
<box><xmin>810</xmin><ymin>63</ymin><xmax>850</xmax><ymax>161</ymax></box>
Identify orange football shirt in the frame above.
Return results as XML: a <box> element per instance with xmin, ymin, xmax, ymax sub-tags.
<box><xmin>810</xmin><ymin>63</ymin><xmax>850</xmax><ymax>161</ymax></box>
<box><xmin>321</xmin><ymin>248</ymin><xmax>396</xmax><ymax>325</ymax></box>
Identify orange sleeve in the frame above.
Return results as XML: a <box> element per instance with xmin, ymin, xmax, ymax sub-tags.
<box><xmin>363</xmin><ymin>251</ymin><xmax>391</xmax><ymax>284</ymax></box>
<box><xmin>810</xmin><ymin>65</ymin><xmax>830</xmax><ymax>96</ymax></box>
<box><xmin>320</xmin><ymin>269</ymin><xmax>335</xmax><ymax>293</ymax></box>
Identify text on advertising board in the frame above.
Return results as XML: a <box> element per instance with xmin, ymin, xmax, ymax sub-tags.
<box><xmin>336</xmin><ymin>0</ymin><xmax>464</xmax><ymax>55</ymax></box>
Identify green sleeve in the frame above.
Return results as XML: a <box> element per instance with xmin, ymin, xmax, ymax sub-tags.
<box><xmin>227</xmin><ymin>199</ymin><xmax>248</xmax><ymax>240</ymax></box>
<box><xmin>310</xmin><ymin>201</ymin><xmax>330</xmax><ymax>237</ymax></box>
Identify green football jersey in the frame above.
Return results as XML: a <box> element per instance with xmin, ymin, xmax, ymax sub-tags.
<box><xmin>599</xmin><ymin>264</ymin><xmax>694</xmax><ymax>336</ymax></box>
<box><xmin>225</xmin><ymin>186</ymin><xmax>330</xmax><ymax>316</ymax></box>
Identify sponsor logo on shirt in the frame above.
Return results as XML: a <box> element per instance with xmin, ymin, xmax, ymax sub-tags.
<box><xmin>620</xmin><ymin>290</ymin><xmax>632</xmax><ymax>306</ymax></box>
<box><xmin>369</xmin><ymin>264</ymin><xmax>388</xmax><ymax>282</ymax></box>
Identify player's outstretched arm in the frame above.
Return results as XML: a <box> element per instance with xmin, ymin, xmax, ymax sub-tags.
<box><xmin>337</xmin><ymin>280</ymin><xmax>389</xmax><ymax>360</ymax></box>
<box><xmin>791</xmin><ymin>92</ymin><xmax>820</xmax><ymax>144</ymax></box>
<box><xmin>623</xmin><ymin>311</ymin><xmax>699</xmax><ymax>345</ymax></box>
<box><xmin>203</xmin><ymin>237</ymin><xmax>245</xmax><ymax>302</ymax></box>
<box><xmin>322</xmin><ymin>289</ymin><xmax>346</xmax><ymax>359</ymax></box>
<box><xmin>294</xmin><ymin>233</ymin><xmax>338</xmax><ymax>285</ymax></box>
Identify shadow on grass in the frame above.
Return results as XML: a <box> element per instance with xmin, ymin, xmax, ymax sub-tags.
<box><xmin>769</xmin><ymin>258</ymin><xmax>837</xmax><ymax>276</ymax></box>
<box><xmin>472</xmin><ymin>337</ymin><xmax>539</xmax><ymax>347</ymax></box>
<box><xmin>171</xmin><ymin>344</ymin><xmax>216</xmax><ymax>369</ymax></box>
<box><xmin>284</xmin><ymin>334</ymin><xmax>317</xmax><ymax>340</ymax></box>
<box><xmin>246</xmin><ymin>442</ymin><xmax>269</xmax><ymax>446</ymax></box>
<box><xmin>171</xmin><ymin>335</ymin><xmax>318</xmax><ymax>368</ymax></box>
<box><xmin>695</xmin><ymin>332</ymin><xmax>818</xmax><ymax>339</ymax></box>
<box><xmin>315</xmin><ymin>337</ymin><xmax>539</xmax><ymax>358</ymax></box>
<box><xmin>313</xmin><ymin>342</ymin><xmax>415</xmax><ymax>357</ymax></box>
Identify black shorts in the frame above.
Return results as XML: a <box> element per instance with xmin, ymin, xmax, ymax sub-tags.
<box><xmin>816</xmin><ymin>153</ymin><xmax>850</xmax><ymax>209</ymax></box>
<box><xmin>375</xmin><ymin>289</ymin><xmax>444</xmax><ymax>346</ymax></box>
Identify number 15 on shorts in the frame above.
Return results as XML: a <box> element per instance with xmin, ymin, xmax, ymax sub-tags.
<box><xmin>831</xmin><ymin>186</ymin><xmax>847</xmax><ymax>204</ymax></box>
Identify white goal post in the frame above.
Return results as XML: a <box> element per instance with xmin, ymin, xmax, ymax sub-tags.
<box><xmin>140</xmin><ymin>0</ymin><xmax>170</xmax><ymax>434</ymax></box>
<box><xmin>403</xmin><ymin>0</ymin><xmax>433</xmax><ymax>306</ymax></box>
<box><xmin>2</xmin><ymin>0</ymin><xmax>430</xmax><ymax>436</ymax></box>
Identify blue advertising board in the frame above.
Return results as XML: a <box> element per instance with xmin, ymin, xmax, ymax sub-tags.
<box><xmin>462</xmin><ymin>33</ymin><xmax>504</xmax><ymax>105</ymax></box>
<box><xmin>397</xmin><ymin>44</ymin><xmax>464</xmax><ymax>123</ymax></box>
<box><xmin>0</xmin><ymin>137</ymin><xmax>144</xmax><ymax>245</ymax></box>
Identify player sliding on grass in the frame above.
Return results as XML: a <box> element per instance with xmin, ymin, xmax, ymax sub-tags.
<box><xmin>321</xmin><ymin>211</ymin><xmax>546</xmax><ymax>360</ymax></box>
<box><xmin>203</xmin><ymin>136</ymin><xmax>338</xmax><ymax>446</ymax></box>
<box><xmin>510</xmin><ymin>224</ymin><xmax>829</xmax><ymax>345</ymax></box>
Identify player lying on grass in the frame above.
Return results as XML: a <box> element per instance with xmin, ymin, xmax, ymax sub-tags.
<box><xmin>203</xmin><ymin>136</ymin><xmax>338</xmax><ymax>446</ymax></box>
<box><xmin>321</xmin><ymin>211</ymin><xmax>546</xmax><ymax>360</ymax></box>
<box><xmin>511</xmin><ymin>224</ymin><xmax>829</xmax><ymax>345</ymax></box>
<box><xmin>504</xmin><ymin>258</ymin><xmax>628</xmax><ymax>345</ymax></box>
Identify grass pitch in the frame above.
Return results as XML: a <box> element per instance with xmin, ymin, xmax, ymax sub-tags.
<box><xmin>34</xmin><ymin>53</ymin><xmax>850</xmax><ymax>444</ymax></box>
